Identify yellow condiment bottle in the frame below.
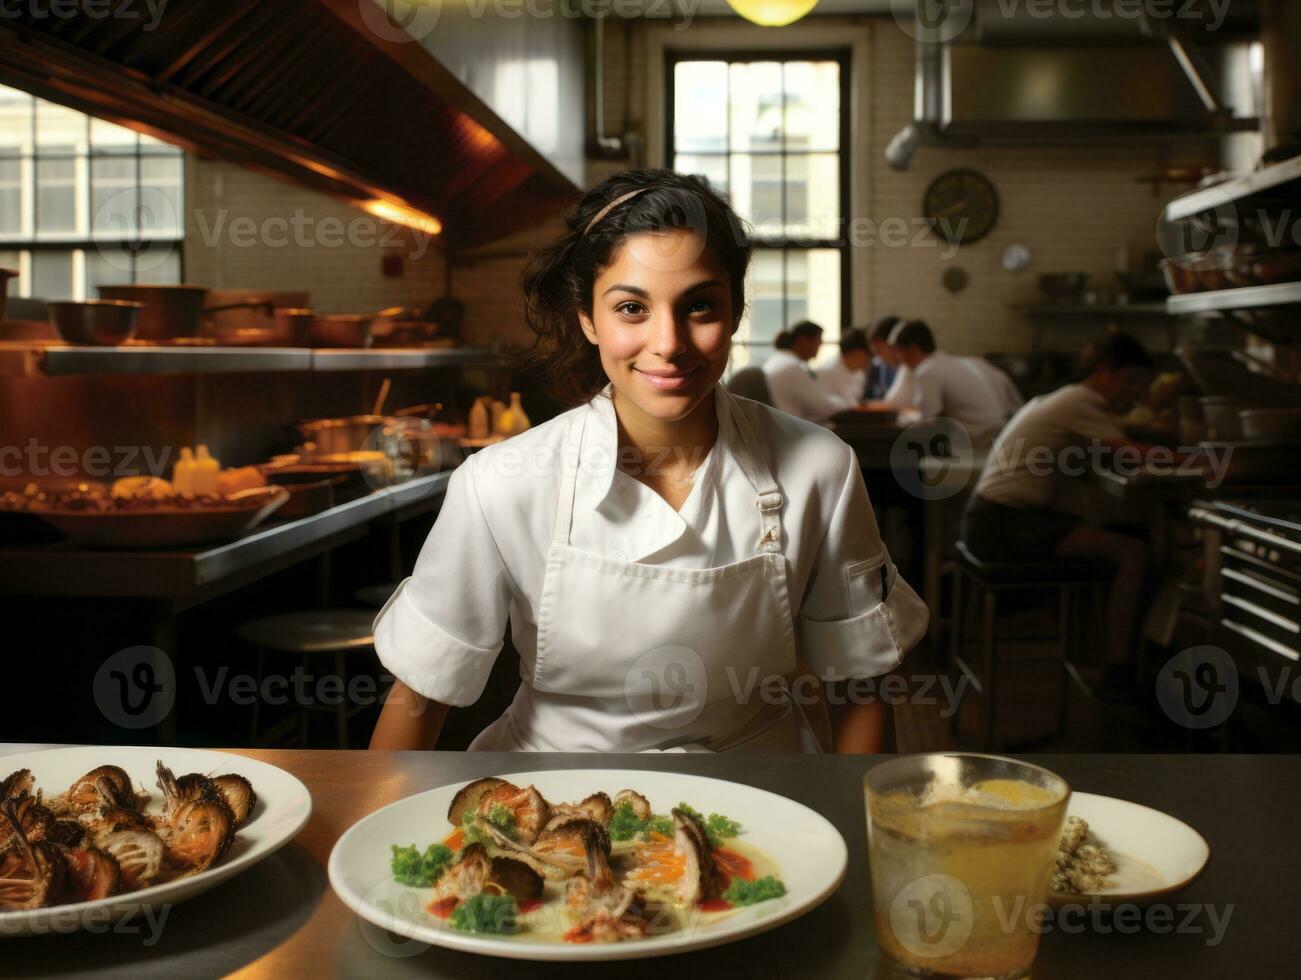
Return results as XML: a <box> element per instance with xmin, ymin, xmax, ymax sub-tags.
<box><xmin>173</xmin><ymin>447</ymin><xmax>196</xmax><ymax>497</ymax></box>
<box><xmin>194</xmin><ymin>444</ymin><xmax>221</xmax><ymax>495</ymax></box>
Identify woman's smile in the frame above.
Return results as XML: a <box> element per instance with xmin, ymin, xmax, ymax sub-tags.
<box><xmin>634</xmin><ymin>363</ymin><xmax>704</xmax><ymax>392</ymax></box>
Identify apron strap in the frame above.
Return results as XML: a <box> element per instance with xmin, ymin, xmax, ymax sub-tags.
<box><xmin>551</xmin><ymin>408</ymin><xmax>587</xmax><ymax>548</ymax></box>
<box><xmin>718</xmin><ymin>385</ymin><xmax>784</xmax><ymax>555</ymax></box>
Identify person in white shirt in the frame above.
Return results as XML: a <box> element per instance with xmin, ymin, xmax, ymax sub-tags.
<box><xmin>963</xmin><ymin>334</ymin><xmax>1158</xmax><ymax>690</ymax></box>
<box><xmin>890</xmin><ymin>320</ymin><xmax>1023</xmax><ymax>441</ymax></box>
<box><xmin>818</xmin><ymin>327</ymin><xmax>871</xmax><ymax>405</ymax></box>
<box><xmin>370</xmin><ymin>169</ymin><xmax>928</xmax><ymax>754</ymax></box>
<box><xmin>762</xmin><ymin>321</ymin><xmax>852</xmax><ymax>423</ymax></box>
<box><xmin>867</xmin><ymin>316</ymin><xmax>901</xmax><ymax>400</ymax></box>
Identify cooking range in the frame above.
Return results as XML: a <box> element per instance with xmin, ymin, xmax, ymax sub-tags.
<box><xmin>1190</xmin><ymin>499</ymin><xmax>1301</xmax><ymax>664</ymax></box>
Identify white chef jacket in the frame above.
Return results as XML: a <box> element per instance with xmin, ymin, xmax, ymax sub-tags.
<box><xmin>975</xmin><ymin>384</ymin><xmax>1127</xmax><ymax>508</ymax></box>
<box><xmin>762</xmin><ymin>349</ymin><xmax>849</xmax><ymax>423</ymax></box>
<box><xmin>879</xmin><ymin>364</ymin><xmax>917</xmax><ymax>409</ymax></box>
<box><xmin>911</xmin><ymin>351</ymin><xmax>1023</xmax><ymax>440</ymax></box>
<box><xmin>818</xmin><ymin>357</ymin><xmax>868</xmax><ymax>405</ymax></box>
<box><xmin>374</xmin><ymin>382</ymin><xmax>928</xmax><ymax>732</ymax></box>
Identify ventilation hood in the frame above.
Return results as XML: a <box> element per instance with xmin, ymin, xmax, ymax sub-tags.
<box><xmin>886</xmin><ymin>0</ymin><xmax>1262</xmax><ymax>170</ymax></box>
<box><xmin>0</xmin><ymin>0</ymin><xmax>580</xmax><ymax>246</ymax></box>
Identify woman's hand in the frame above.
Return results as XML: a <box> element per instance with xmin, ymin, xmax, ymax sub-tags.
<box><xmin>369</xmin><ymin>680</ymin><xmax>451</xmax><ymax>750</ymax></box>
<box><xmin>828</xmin><ymin>685</ymin><xmax>893</xmax><ymax>754</ymax></box>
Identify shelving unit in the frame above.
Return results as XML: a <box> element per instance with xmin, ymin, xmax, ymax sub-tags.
<box><xmin>1162</xmin><ymin>155</ymin><xmax>1301</xmax><ymax>223</ymax></box>
<box><xmin>1167</xmin><ymin>281</ymin><xmax>1301</xmax><ymax>316</ymax></box>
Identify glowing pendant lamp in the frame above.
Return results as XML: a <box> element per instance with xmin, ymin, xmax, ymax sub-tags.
<box><xmin>726</xmin><ymin>0</ymin><xmax>820</xmax><ymax>27</ymax></box>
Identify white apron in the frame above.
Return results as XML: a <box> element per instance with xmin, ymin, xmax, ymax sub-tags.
<box><xmin>469</xmin><ymin>386</ymin><xmax>822</xmax><ymax>753</ymax></box>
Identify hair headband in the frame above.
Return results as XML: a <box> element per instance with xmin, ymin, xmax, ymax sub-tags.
<box><xmin>581</xmin><ymin>186</ymin><xmax>653</xmax><ymax>237</ymax></box>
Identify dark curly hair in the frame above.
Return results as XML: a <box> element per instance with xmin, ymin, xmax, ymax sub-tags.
<box><xmin>515</xmin><ymin>168</ymin><xmax>751</xmax><ymax>408</ymax></box>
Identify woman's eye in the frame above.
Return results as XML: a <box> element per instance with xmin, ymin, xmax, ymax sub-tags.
<box><xmin>615</xmin><ymin>301</ymin><xmax>647</xmax><ymax>317</ymax></box>
<box><xmin>687</xmin><ymin>300</ymin><xmax>714</xmax><ymax>315</ymax></box>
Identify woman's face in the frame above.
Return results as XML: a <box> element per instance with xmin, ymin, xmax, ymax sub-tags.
<box><xmin>579</xmin><ymin>229</ymin><xmax>736</xmax><ymax>424</ymax></box>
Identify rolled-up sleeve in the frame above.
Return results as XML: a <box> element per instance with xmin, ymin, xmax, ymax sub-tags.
<box><xmin>797</xmin><ymin>446</ymin><xmax>930</xmax><ymax>680</ymax></box>
<box><xmin>374</xmin><ymin>462</ymin><xmax>511</xmax><ymax>706</ymax></box>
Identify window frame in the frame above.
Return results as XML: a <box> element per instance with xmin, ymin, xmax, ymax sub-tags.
<box><xmin>665</xmin><ymin>48</ymin><xmax>852</xmax><ymax>359</ymax></box>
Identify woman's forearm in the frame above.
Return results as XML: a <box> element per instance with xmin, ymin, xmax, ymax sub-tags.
<box><xmin>832</xmin><ymin>696</ymin><xmax>891</xmax><ymax>754</ymax></box>
<box><xmin>369</xmin><ymin>680</ymin><xmax>451</xmax><ymax>750</ymax></box>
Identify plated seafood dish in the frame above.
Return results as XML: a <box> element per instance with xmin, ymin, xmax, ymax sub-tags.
<box><xmin>0</xmin><ymin>760</ymin><xmax>256</xmax><ymax>911</ymax></box>
<box><xmin>388</xmin><ymin>776</ymin><xmax>786</xmax><ymax>943</ymax></box>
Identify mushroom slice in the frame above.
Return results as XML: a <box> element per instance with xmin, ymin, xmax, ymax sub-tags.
<box><xmin>66</xmin><ymin>847</ymin><xmax>123</xmax><ymax>902</ymax></box>
<box><xmin>613</xmin><ymin>789</ymin><xmax>652</xmax><ymax>822</ymax></box>
<box><xmin>211</xmin><ymin>774</ymin><xmax>257</xmax><ymax>827</ymax></box>
<box><xmin>1</xmin><ymin>769</ymin><xmax>34</xmax><ymax>803</ymax></box>
<box><xmin>672</xmin><ymin>808</ymin><xmax>724</xmax><ymax>906</ymax></box>
<box><xmin>446</xmin><ymin>777</ymin><xmax>507</xmax><ymax>828</ymax></box>
<box><xmin>157</xmin><ymin>798</ymin><xmax>235</xmax><ymax>875</ymax></box>
<box><xmin>477</xmin><ymin>819</ymin><xmax>585</xmax><ymax>880</ymax></box>
<box><xmin>58</xmin><ymin>766</ymin><xmax>134</xmax><ymax>814</ymax></box>
<box><xmin>488</xmin><ymin>857</ymin><xmax>544</xmax><ymax>903</ymax></box>
<box><xmin>0</xmin><ymin>799</ymin><xmax>68</xmax><ymax>910</ymax></box>
<box><xmin>98</xmin><ymin>830</ymin><xmax>165</xmax><ymax>889</ymax></box>
<box><xmin>477</xmin><ymin>783</ymin><xmax>550</xmax><ymax>845</ymax></box>
<box><xmin>564</xmin><ymin>825</ymin><xmax>644</xmax><ymax>942</ymax></box>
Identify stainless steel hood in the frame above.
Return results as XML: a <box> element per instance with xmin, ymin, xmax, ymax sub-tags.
<box><xmin>886</xmin><ymin>0</ymin><xmax>1262</xmax><ymax>170</ymax></box>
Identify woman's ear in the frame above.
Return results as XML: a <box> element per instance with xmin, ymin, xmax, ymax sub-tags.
<box><xmin>578</xmin><ymin>309</ymin><xmax>599</xmax><ymax>345</ymax></box>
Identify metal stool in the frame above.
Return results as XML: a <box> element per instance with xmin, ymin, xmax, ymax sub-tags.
<box><xmin>949</xmin><ymin>542</ymin><xmax>1112</xmax><ymax>749</ymax></box>
<box><xmin>237</xmin><ymin>610</ymin><xmax>377</xmax><ymax>748</ymax></box>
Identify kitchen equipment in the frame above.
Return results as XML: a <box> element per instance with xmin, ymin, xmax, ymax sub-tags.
<box><xmin>296</xmin><ymin>415</ymin><xmax>389</xmax><ymax>456</ymax></box>
<box><xmin>372</xmin><ymin>377</ymin><xmax>392</xmax><ymax>417</ymax></box>
<box><xmin>273</xmin><ymin>475</ymin><xmax>347</xmax><ymax>519</ymax></box>
<box><xmin>205</xmin><ymin>289</ymin><xmax>310</xmax><ymax>343</ymax></box>
<box><xmin>1190</xmin><ymin>499</ymin><xmax>1301</xmax><ymax>664</ymax></box>
<box><xmin>1197</xmin><ymin>440</ymin><xmax>1301</xmax><ymax>485</ymax></box>
<box><xmin>1160</xmin><ymin>258</ymin><xmax>1201</xmax><ymax>294</ymax></box>
<box><xmin>1039</xmin><ymin>272</ymin><xmax>1089</xmax><ymax>304</ymax></box>
<box><xmin>46</xmin><ymin>299</ymin><xmax>143</xmax><ymax>345</ymax></box>
<box><xmin>1176</xmin><ymin>346</ymin><xmax>1301</xmax><ymax>404</ymax></box>
<box><xmin>97</xmin><ymin>284</ymin><xmax>208</xmax><ymax>340</ymax></box>
<box><xmin>1200</xmin><ymin>396</ymin><xmax>1244</xmax><ymax>442</ymax></box>
<box><xmin>309</xmin><ymin>314</ymin><xmax>373</xmax><ymax>348</ymax></box>
<box><xmin>0</xmin><ymin>267</ymin><xmax>16</xmax><ymax>324</ymax></box>
<box><xmin>1240</xmin><ymin>408</ymin><xmax>1301</xmax><ymax>442</ymax></box>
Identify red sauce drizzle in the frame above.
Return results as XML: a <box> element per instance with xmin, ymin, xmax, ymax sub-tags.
<box><xmin>714</xmin><ymin>848</ymin><xmax>755</xmax><ymax>883</ymax></box>
<box><xmin>699</xmin><ymin>898</ymin><xmax>733</xmax><ymax>913</ymax></box>
<box><xmin>427</xmin><ymin>897</ymin><xmax>458</xmax><ymax>919</ymax></box>
<box><xmin>518</xmin><ymin>899</ymin><xmax>544</xmax><ymax>914</ymax></box>
<box><xmin>564</xmin><ymin>926</ymin><xmax>594</xmax><ymax>943</ymax></box>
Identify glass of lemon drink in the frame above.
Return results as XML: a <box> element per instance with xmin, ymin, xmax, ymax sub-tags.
<box><xmin>865</xmin><ymin>753</ymin><xmax>1070</xmax><ymax>979</ymax></box>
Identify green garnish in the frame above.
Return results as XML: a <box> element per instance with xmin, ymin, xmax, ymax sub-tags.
<box><xmin>485</xmin><ymin>803</ymin><xmax>515</xmax><ymax>834</ymax></box>
<box><xmin>677</xmin><ymin>802</ymin><xmax>742</xmax><ymax>847</ymax></box>
<box><xmin>723</xmin><ymin>875</ymin><xmax>786</xmax><ymax>906</ymax></box>
<box><xmin>389</xmin><ymin>843</ymin><xmax>455</xmax><ymax>887</ymax></box>
<box><xmin>608</xmin><ymin>801</ymin><xmax>677</xmax><ymax>842</ymax></box>
<box><xmin>449</xmin><ymin>893</ymin><xmax>519</xmax><ymax>934</ymax></box>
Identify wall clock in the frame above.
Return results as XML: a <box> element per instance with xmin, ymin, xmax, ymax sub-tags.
<box><xmin>923</xmin><ymin>169</ymin><xmax>1000</xmax><ymax>247</ymax></box>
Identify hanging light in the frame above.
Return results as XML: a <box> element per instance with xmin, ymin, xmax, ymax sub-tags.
<box><xmin>726</xmin><ymin>0</ymin><xmax>820</xmax><ymax>27</ymax></box>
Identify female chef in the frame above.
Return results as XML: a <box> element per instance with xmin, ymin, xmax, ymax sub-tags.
<box><xmin>370</xmin><ymin>169</ymin><xmax>929</xmax><ymax>753</ymax></box>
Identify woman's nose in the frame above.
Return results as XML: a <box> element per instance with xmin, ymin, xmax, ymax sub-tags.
<box><xmin>646</xmin><ymin>311</ymin><xmax>689</xmax><ymax>359</ymax></box>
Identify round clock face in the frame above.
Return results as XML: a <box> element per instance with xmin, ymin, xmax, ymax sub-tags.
<box><xmin>923</xmin><ymin>169</ymin><xmax>1000</xmax><ymax>246</ymax></box>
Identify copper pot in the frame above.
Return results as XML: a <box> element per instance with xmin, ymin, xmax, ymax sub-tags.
<box><xmin>0</xmin><ymin>268</ymin><xmax>17</xmax><ymax>325</ymax></box>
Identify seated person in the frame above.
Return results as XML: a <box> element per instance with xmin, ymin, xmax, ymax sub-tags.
<box><xmin>888</xmin><ymin>320</ymin><xmax>1023</xmax><ymax>441</ymax></box>
<box><xmin>818</xmin><ymin>326</ymin><xmax>872</xmax><ymax>404</ymax></box>
<box><xmin>762</xmin><ymin>320</ymin><xmax>851</xmax><ymax>423</ymax></box>
<box><xmin>961</xmin><ymin>333</ymin><xmax>1158</xmax><ymax>690</ymax></box>
<box><xmin>867</xmin><ymin>315</ymin><xmax>901</xmax><ymax>400</ymax></box>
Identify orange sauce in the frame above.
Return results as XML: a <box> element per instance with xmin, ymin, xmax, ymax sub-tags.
<box><xmin>427</xmin><ymin>897</ymin><xmax>458</xmax><ymax>919</ymax></box>
<box><xmin>699</xmin><ymin>898</ymin><xmax>733</xmax><ymax>913</ymax></box>
<box><xmin>714</xmin><ymin>847</ymin><xmax>755</xmax><ymax>884</ymax></box>
<box><xmin>442</xmin><ymin>828</ymin><xmax>465</xmax><ymax>851</ymax></box>
<box><xmin>564</xmin><ymin>926</ymin><xmax>594</xmax><ymax>943</ymax></box>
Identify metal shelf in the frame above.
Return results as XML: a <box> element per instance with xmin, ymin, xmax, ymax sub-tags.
<box><xmin>1163</xmin><ymin>156</ymin><xmax>1301</xmax><ymax>223</ymax></box>
<box><xmin>1166</xmin><ymin>281</ymin><xmax>1301</xmax><ymax>315</ymax></box>
<box><xmin>0</xmin><ymin>343</ymin><xmax>497</xmax><ymax>377</ymax></box>
<box><xmin>1013</xmin><ymin>303</ymin><xmax>1174</xmax><ymax>318</ymax></box>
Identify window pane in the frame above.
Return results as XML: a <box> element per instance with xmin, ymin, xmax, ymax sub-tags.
<box><xmin>91</xmin><ymin>156</ymin><xmax>136</xmax><ymax>235</ymax></box>
<box><xmin>0</xmin><ymin>85</ymin><xmax>32</xmax><ymax>154</ymax></box>
<box><xmin>729</xmin><ymin>153</ymin><xmax>783</xmax><ymax>237</ymax></box>
<box><xmin>729</xmin><ymin>62</ymin><xmax>783</xmax><ymax>151</ymax></box>
<box><xmin>35</xmin><ymin>99</ymin><xmax>83</xmax><ymax>152</ymax></box>
<box><xmin>140</xmin><ymin>155</ymin><xmax>182</xmax><ymax>236</ymax></box>
<box><xmin>87</xmin><ymin>245</ymin><xmax>135</xmax><ymax>292</ymax></box>
<box><xmin>742</xmin><ymin>249</ymin><xmax>785</xmax><ymax>350</ymax></box>
<box><xmin>0</xmin><ymin>158</ymin><xmax>21</xmax><ymax>235</ymax></box>
<box><xmin>35</xmin><ymin>157</ymin><xmax>77</xmax><ymax>235</ymax></box>
<box><xmin>90</xmin><ymin>116</ymin><xmax>138</xmax><ymax>154</ymax></box>
<box><xmin>786</xmin><ymin>249</ymin><xmax>841</xmax><ymax>350</ymax></box>
<box><xmin>785</xmin><ymin>154</ymin><xmax>841</xmax><ymax>239</ymax></box>
<box><xmin>133</xmin><ymin>240</ymin><xmax>181</xmax><ymax>283</ymax></box>
<box><xmin>0</xmin><ymin>250</ymin><xmax>20</xmax><ymax>280</ymax></box>
<box><xmin>31</xmin><ymin>249</ymin><xmax>75</xmax><ymax>300</ymax></box>
<box><xmin>673</xmin><ymin>61</ymin><xmax>727</xmax><ymax>153</ymax></box>
<box><xmin>672</xmin><ymin>154</ymin><xmax>728</xmax><ymax>196</ymax></box>
<box><xmin>783</xmin><ymin>62</ymin><xmax>840</xmax><ymax>152</ymax></box>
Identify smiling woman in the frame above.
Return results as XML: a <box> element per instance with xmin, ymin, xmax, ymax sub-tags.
<box><xmin>369</xmin><ymin>169</ymin><xmax>929</xmax><ymax>755</ymax></box>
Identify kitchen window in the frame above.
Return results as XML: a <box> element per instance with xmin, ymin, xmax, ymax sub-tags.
<box><xmin>0</xmin><ymin>84</ymin><xmax>184</xmax><ymax>303</ymax></box>
<box><xmin>667</xmin><ymin>52</ymin><xmax>850</xmax><ymax>371</ymax></box>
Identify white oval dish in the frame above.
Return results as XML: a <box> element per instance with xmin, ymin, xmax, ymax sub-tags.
<box><xmin>0</xmin><ymin>745</ymin><xmax>312</xmax><ymax>937</ymax></box>
<box><xmin>1048</xmin><ymin>791</ymin><xmax>1210</xmax><ymax>907</ymax></box>
<box><xmin>328</xmin><ymin>769</ymin><xmax>848</xmax><ymax>962</ymax></box>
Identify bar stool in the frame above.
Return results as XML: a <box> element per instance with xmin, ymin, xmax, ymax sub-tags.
<box><xmin>238</xmin><ymin>610</ymin><xmax>377</xmax><ymax>748</ymax></box>
<box><xmin>949</xmin><ymin>541</ymin><xmax>1112</xmax><ymax>749</ymax></box>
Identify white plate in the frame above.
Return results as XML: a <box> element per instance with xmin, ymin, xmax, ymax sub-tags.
<box><xmin>1048</xmin><ymin>792</ymin><xmax>1210</xmax><ymax>907</ymax></box>
<box><xmin>328</xmin><ymin>769</ymin><xmax>848</xmax><ymax>961</ymax></box>
<box><xmin>0</xmin><ymin>745</ymin><xmax>312</xmax><ymax>937</ymax></box>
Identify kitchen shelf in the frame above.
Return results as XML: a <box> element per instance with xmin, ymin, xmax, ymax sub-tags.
<box><xmin>1162</xmin><ymin>156</ymin><xmax>1301</xmax><ymax>223</ymax></box>
<box><xmin>1013</xmin><ymin>303</ymin><xmax>1174</xmax><ymax>318</ymax></box>
<box><xmin>1166</xmin><ymin>281</ymin><xmax>1301</xmax><ymax>315</ymax></box>
<box><xmin>0</xmin><ymin>342</ymin><xmax>497</xmax><ymax>377</ymax></box>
